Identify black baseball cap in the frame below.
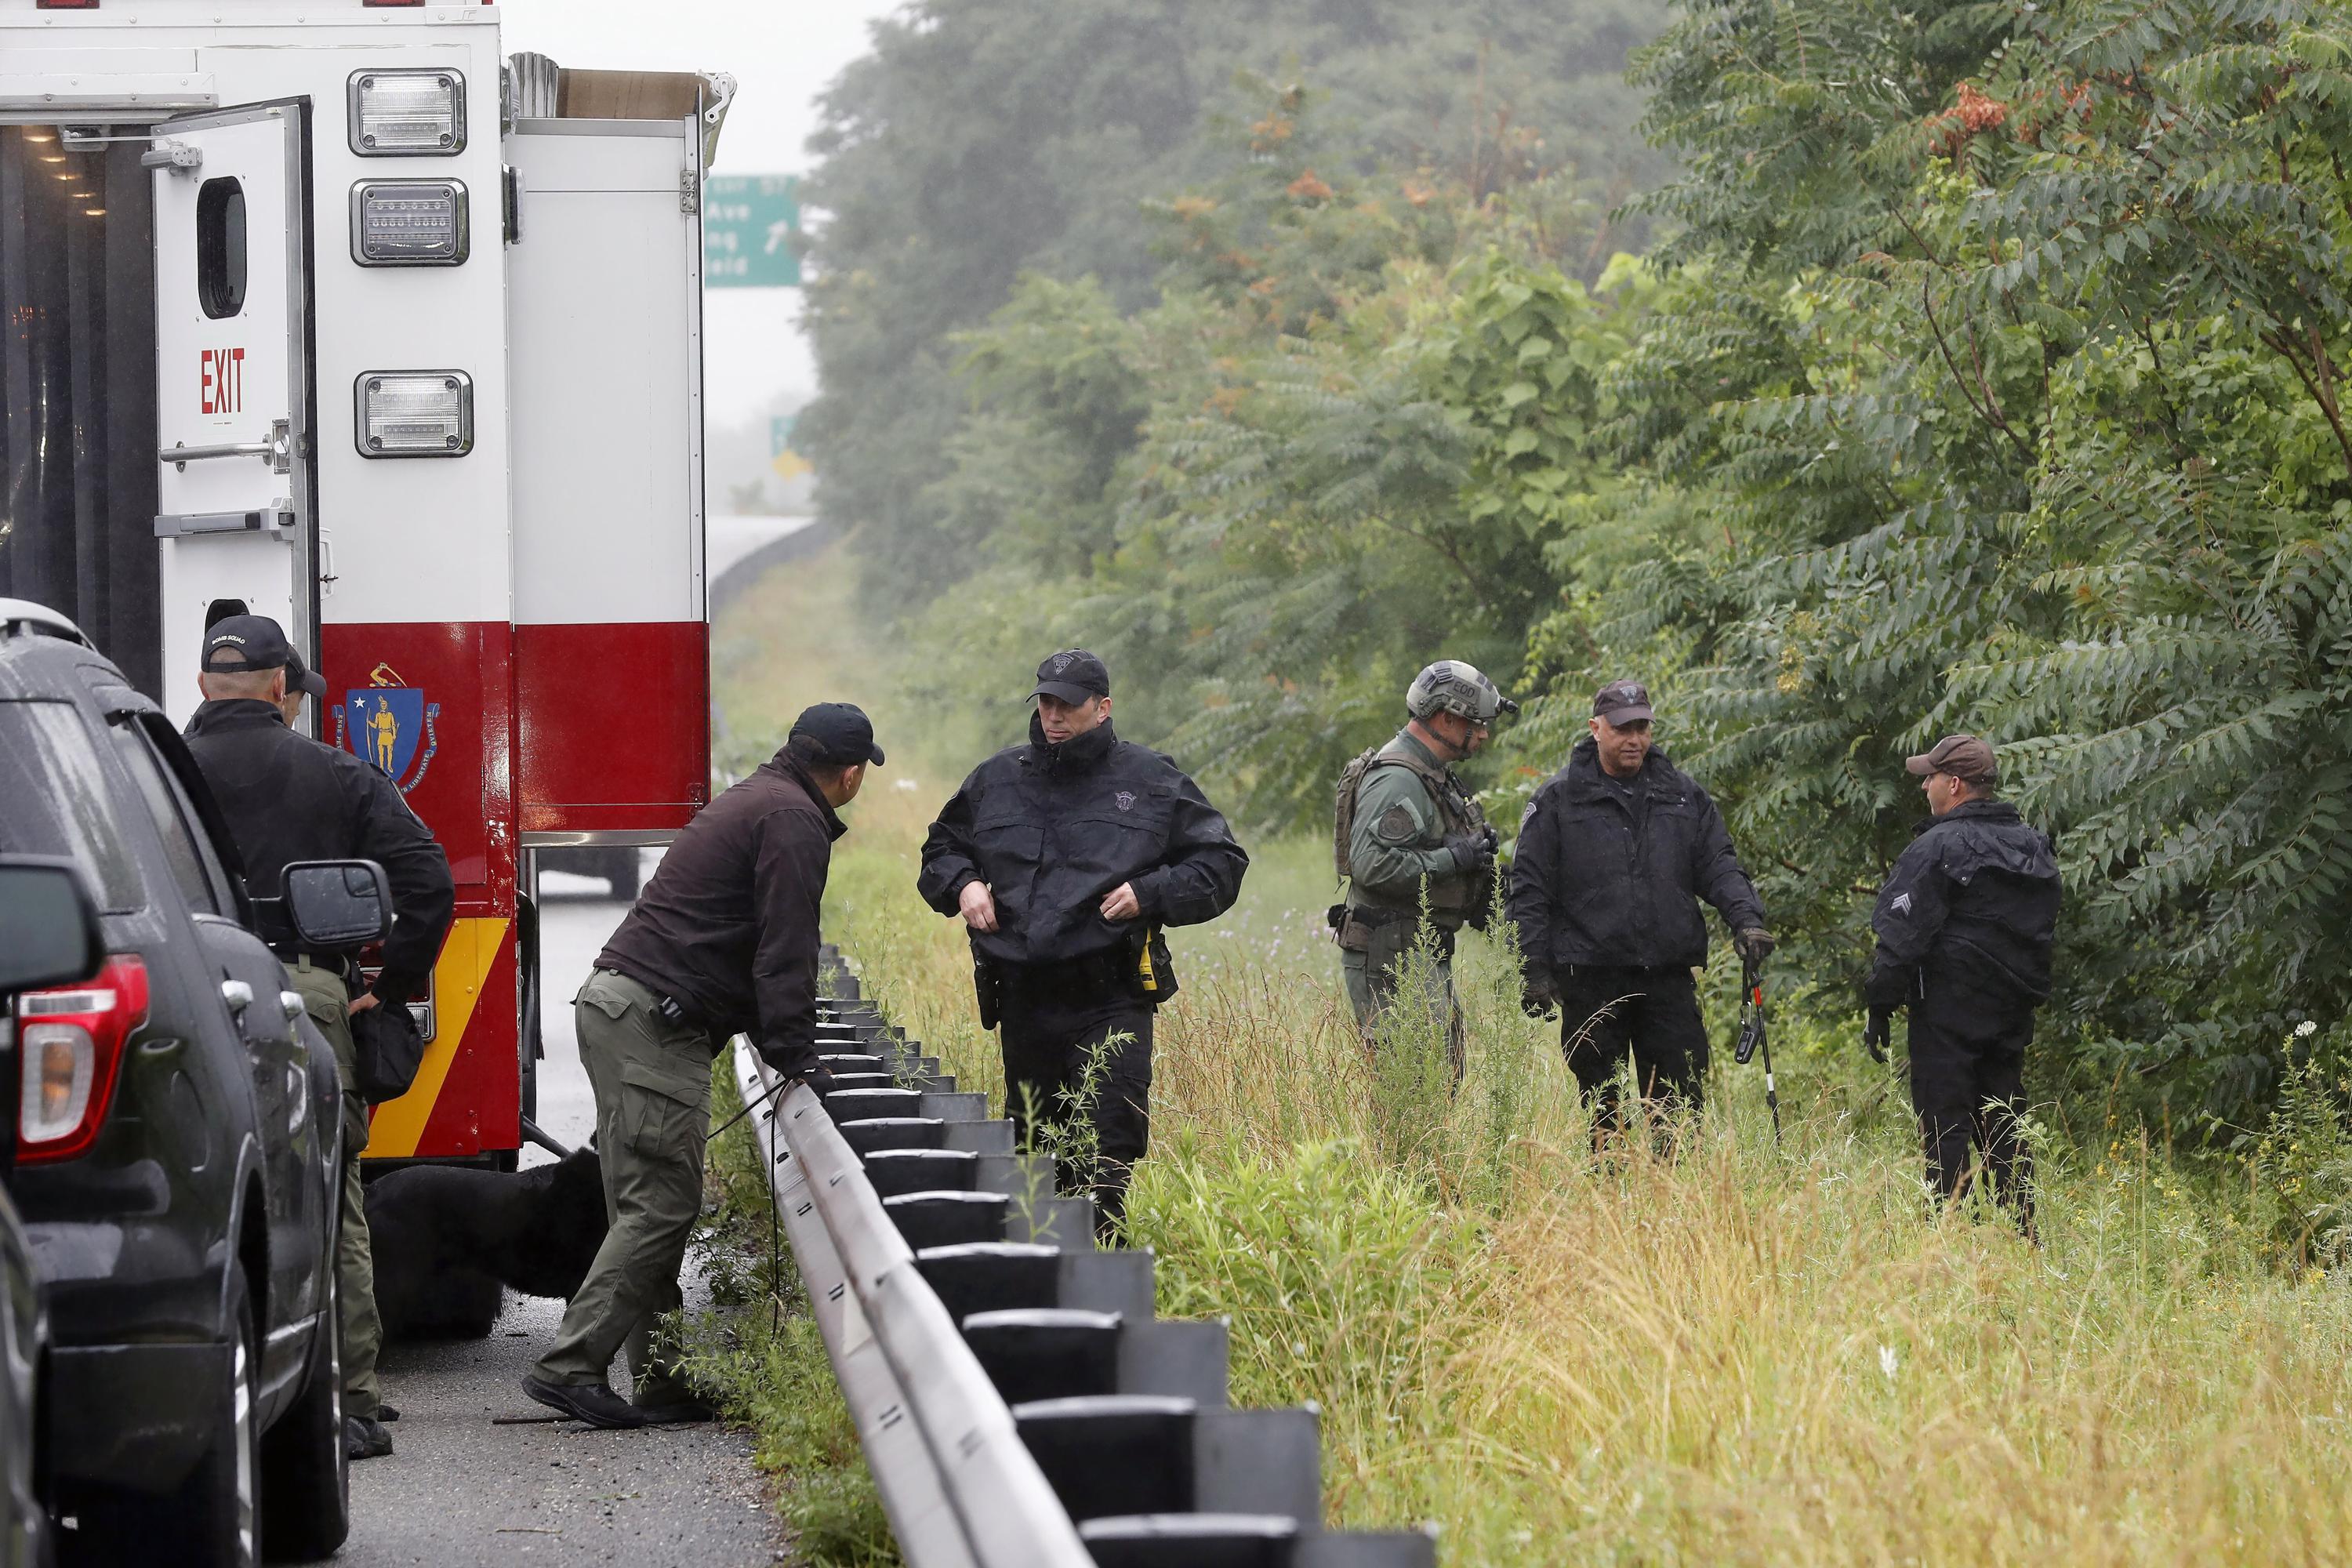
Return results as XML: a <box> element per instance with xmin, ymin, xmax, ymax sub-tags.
<box><xmin>201</xmin><ymin>614</ymin><xmax>328</xmax><ymax>699</ymax></box>
<box><xmin>1029</xmin><ymin>649</ymin><xmax>1110</xmax><ymax>705</ymax></box>
<box><xmin>789</xmin><ymin>702</ymin><xmax>884</xmax><ymax>767</ymax></box>
<box><xmin>1592</xmin><ymin>679</ymin><xmax>1654</xmax><ymax>726</ymax></box>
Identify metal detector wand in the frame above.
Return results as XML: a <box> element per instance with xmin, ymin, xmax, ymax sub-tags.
<box><xmin>1734</xmin><ymin>960</ymin><xmax>1781</xmax><ymax>1146</ymax></box>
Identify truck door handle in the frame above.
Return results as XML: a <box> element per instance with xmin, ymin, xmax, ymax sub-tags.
<box><xmin>162</xmin><ymin>420</ymin><xmax>292</xmax><ymax>474</ymax></box>
<box><xmin>221</xmin><ymin>979</ymin><xmax>255</xmax><ymax>1015</ymax></box>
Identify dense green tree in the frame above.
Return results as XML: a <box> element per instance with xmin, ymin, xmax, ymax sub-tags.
<box><xmin>1595</xmin><ymin>0</ymin><xmax>2352</xmax><ymax>1127</ymax></box>
<box><xmin>797</xmin><ymin>0</ymin><xmax>1669</xmax><ymax>604</ymax></box>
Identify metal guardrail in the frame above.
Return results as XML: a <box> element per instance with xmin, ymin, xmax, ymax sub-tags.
<box><xmin>735</xmin><ymin>950</ymin><xmax>1442</xmax><ymax>1568</ymax></box>
<box><xmin>734</xmin><ymin>1040</ymin><xmax>1093</xmax><ymax>1568</ymax></box>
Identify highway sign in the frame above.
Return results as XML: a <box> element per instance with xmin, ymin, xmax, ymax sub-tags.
<box><xmin>704</xmin><ymin>174</ymin><xmax>800</xmax><ymax>289</ymax></box>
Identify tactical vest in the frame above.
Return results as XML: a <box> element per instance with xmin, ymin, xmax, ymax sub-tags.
<box><xmin>1337</xmin><ymin>739</ymin><xmax>1488</xmax><ymax>924</ymax></box>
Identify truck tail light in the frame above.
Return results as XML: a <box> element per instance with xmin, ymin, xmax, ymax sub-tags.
<box><xmin>348</xmin><ymin>70</ymin><xmax>466</xmax><ymax>155</ymax></box>
<box><xmin>16</xmin><ymin>955</ymin><xmax>147</xmax><ymax>1163</ymax></box>
<box><xmin>356</xmin><ymin>370</ymin><xmax>474</xmax><ymax>456</ymax></box>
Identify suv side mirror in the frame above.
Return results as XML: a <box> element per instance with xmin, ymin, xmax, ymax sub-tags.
<box><xmin>281</xmin><ymin>861</ymin><xmax>394</xmax><ymax>949</ymax></box>
<box><xmin>0</xmin><ymin>858</ymin><xmax>105</xmax><ymax>996</ymax></box>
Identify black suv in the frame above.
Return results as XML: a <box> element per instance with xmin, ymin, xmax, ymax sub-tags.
<box><xmin>0</xmin><ymin>601</ymin><xmax>348</xmax><ymax>1565</ymax></box>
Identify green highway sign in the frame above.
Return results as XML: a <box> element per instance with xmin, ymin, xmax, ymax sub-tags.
<box><xmin>703</xmin><ymin>175</ymin><xmax>800</xmax><ymax>289</ymax></box>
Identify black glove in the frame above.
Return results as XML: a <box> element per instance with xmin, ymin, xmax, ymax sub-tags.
<box><xmin>1862</xmin><ymin>1006</ymin><xmax>1893</xmax><ymax>1064</ymax></box>
<box><xmin>1734</xmin><ymin>927</ymin><xmax>1776</xmax><ymax>966</ymax></box>
<box><xmin>1443</xmin><ymin>832</ymin><xmax>1489</xmax><ymax>873</ymax></box>
<box><xmin>1521</xmin><ymin>970</ymin><xmax>1559</xmax><ymax>1021</ymax></box>
<box><xmin>760</xmin><ymin>1042</ymin><xmax>835</xmax><ymax>1093</ymax></box>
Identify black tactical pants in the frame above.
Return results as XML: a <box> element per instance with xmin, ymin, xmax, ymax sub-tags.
<box><xmin>1558</xmin><ymin>965</ymin><xmax>1708</xmax><ymax>1137</ymax></box>
<box><xmin>998</xmin><ymin>966</ymin><xmax>1154</xmax><ymax>1226</ymax></box>
<box><xmin>1907</xmin><ymin>1004</ymin><xmax>2034</xmax><ymax>1232</ymax></box>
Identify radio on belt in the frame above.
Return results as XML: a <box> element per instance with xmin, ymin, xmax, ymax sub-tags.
<box><xmin>350</xmin><ymin>180</ymin><xmax>469</xmax><ymax>265</ymax></box>
<box><xmin>355</xmin><ymin>370</ymin><xmax>474</xmax><ymax>457</ymax></box>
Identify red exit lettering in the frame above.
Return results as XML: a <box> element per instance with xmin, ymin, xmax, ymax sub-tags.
<box><xmin>200</xmin><ymin>347</ymin><xmax>246</xmax><ymax>415</ymax></box>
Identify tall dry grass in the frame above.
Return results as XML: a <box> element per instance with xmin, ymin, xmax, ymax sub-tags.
<box><xmin>724</xmin><ymin>549</ymin><xmax>2352</xmax><ymax>1566</ymax></box>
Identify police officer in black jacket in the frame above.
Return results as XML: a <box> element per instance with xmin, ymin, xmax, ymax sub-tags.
<box><xmin>183</xmin><ymin>615</ymin><xmax>456</xmax><ymax>1461</ymax></box>
<box><xmin>918</xmin><ymin>652</ymin><xmax>1247</xmax><ymax>1223</ymax></box>
<box><xmin>526</xmin><ymin>702</ymin><xmax>878</xmax><ymax>1430</ymax></box>
<box><xmin>1865</xmin><ymin>735</ymin><xmax>2058</xmax><ymax>1232</ymax></box>
<box><xmin>1508</xmin><ymin>680</ymin><xmax>1771</xmax><ymax>1134</ymax></box>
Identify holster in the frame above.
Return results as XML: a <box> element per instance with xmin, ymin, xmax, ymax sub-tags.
<box><xmin>1334</xmin><ymin>902</ymin><xmax>1409</xmax><ymax>954</ymax></box>
<box><xmin>972</xmin><ymin>948</ymin><xmax>1001</xmax><ymax>1032</ymax></box>
<box><xmin>1124</xmin><ymin>926</ymin><xmax>1180</xmax><ymax>1007</ymax></box>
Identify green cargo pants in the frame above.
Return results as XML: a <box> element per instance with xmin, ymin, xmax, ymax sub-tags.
<box><xmin>1340</xmin><ymin>917</ymin><xmax>1466</xmax><ymax>1077</ymax></box>
<box><xmin>287</xmin><ymin>959</ymin><xmax>383</xmax><ymax>1421</ymax></box>
<box><xmin>532</xmin><ymin>969</ymin><xmax>710</xmax><ymax>1403</ymax></box>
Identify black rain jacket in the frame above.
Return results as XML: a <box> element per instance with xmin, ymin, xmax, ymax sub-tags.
<box><xmin>1507</xmin><ymin>738</ymin><xmax>1765</xmax><ymax>975</ymax></box>
<box><xmin>916</xmin><ymin>715</ymin><xmax>1248</xmax><ymax>968</ymax></box>
<box><xmin>183</xmin><ymin>698</ymin><xmax>456</xmax><ymax>1004</ymax></box>
<box><xmin>597</xmin><ymin>749</ymin><xmax>844</xmax><ymax>1076</ymax></box>
<box><xmin>1866</xmin><ymin>799</ymin><xmax>2059</xmax><ymax>1014</ymax></box>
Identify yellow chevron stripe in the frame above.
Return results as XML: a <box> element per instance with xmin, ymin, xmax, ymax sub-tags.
<box><xmin>363</xmin><ymin>916</ymin><xmax>508</xmax><ymax>1160</ymax></box>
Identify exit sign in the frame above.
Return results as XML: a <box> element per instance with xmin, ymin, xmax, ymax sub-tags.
<box><xmin>703</xmin><ymin>174</ymin><xmax>800</xmax><ymax>289</ymax></box>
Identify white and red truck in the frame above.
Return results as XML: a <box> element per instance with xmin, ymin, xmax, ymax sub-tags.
<box><xmin>0</xmin><ymin>1</ymin><xmax>725</xmax><ymax>1210</ymax></box>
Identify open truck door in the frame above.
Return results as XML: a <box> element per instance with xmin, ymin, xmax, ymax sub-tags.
<box><xmin>148</xmin><ymin>100</ymin><xmax>317</xmax><ymax>725</ymax></box>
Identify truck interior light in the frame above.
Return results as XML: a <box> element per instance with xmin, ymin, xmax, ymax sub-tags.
<box><xmin>350</xmin><ymin>180</ymin><xmax>468</xmax><ymax>266</ymax></box>
<box><xmin>356</xmin><ymin>370</ymin><xmax>474</xmax><ymax>458</ymax></box>
<box><xmin>348</xmin><ymin>70</ymin><xmax>466</xmax><ymax>156</ymax></box>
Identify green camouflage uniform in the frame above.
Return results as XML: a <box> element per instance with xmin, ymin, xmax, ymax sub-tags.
<box><xmin>1338</xmin><ymin>728</ymin><xmax>1489</xmax><ymax>1067</ymax></box>
<box><xmin>286</xmin><ymin>959</ymin><xmax>382</xmax><ymax>1422</ymax></box>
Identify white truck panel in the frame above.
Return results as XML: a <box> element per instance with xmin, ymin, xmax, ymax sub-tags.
<box><xmin>506</xmin><ymin>118</ymin><xmax>703</xmax><ymax>626</ymax></box>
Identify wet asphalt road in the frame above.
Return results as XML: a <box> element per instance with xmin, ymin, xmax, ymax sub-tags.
<box><xmin>336</xmin><ymin>869</ymin><xmax>785</xmax><ymax>1567</ymax></box>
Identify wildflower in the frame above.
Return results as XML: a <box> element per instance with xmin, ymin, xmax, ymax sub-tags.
<box><xmin>1878</xmin><ymin>1345</ymin><xmax>1899</xmax><ymax>1381</ymax></box>
<box><xmin>2296</xmin><ymin>1020</ymin><xmax>2319</xmax><ymax>1039</ymax></box>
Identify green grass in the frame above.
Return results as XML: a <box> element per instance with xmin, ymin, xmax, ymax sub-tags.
<box><xmin>704</xmin><ymin>541</ymin><xmax>2352</xmax><ymax>1567</ymax></box>
<box><xmin>688</xmin><ymin>1058</ymin><xmax>898</xmax><ymax>1566</ymax></box>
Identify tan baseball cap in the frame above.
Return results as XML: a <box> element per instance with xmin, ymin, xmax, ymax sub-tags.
<box><xmin>1905</xmin><ymin>734</ymin><xmax>1997</xmax><ymax>784</ymax></box>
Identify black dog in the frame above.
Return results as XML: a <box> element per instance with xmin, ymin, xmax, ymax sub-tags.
<box><xmin>367</xmin><ymin>1145</ymin><xmax>608</xmax><ymax>1340</ymax></box>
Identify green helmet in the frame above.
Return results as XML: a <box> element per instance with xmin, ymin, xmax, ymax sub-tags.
<box><xmin>1406</xmin><ymin>660</ymin><xmax>1519</xmax><ymax>724</ymax></box>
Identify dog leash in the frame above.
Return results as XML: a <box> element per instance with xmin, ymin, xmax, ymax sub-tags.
<box><xmin>706</xmin><ymin>1071</ymin><xmax>789</xmax><ymax>1143</ymax></box>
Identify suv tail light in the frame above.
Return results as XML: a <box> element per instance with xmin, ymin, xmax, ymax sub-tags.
<box><xmin>16</xmin><ymin>955</ymin><xmax>147</xmax><ymax>1163</ymax></box>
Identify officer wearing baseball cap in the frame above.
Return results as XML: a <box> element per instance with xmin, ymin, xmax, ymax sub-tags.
<box><xmin>183</xmin><ymin>614</ymin><xmax>456</xmax><ymax>1460</ymax></box>
<box><xmin>1864</xmin><ymin>735</ymin><xmax>2059</xmax><ymax>1233</ymax></box>
<box><xmin>524</xmin><ymin>702</ymin><xmax>880</xmax><ymax>1429</ymax></box>
<box><xmin>1508</xmin><ymin>679</ymin><xmax>1771</xmax><ymax>1138</ymax></box>
<box><xmin>917</xmin><ymin>652</ymin><xmax>1247</xmax><ymax>1228</ymax></box>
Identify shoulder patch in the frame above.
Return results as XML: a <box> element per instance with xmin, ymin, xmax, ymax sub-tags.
<box><xmin>1374</xmin><ymin>803</ymin><xmax>1420</xmax><ymax>845</ymax></box>
<box><xmin>1521</xmin><ymin>800</ymin><xmax>1537</xmax><ymax>827</ymax></box>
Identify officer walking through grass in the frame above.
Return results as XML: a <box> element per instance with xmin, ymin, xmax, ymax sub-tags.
<box><xmin>918</xmin><ymin>651</ymin><xmax>1247</xmax><ymax>1226</ymax></box>
<box><xmin>183</xmin><ymin>615</ymin><xmax>456</xmax><ymax>1461</ymax></box>
<box><xmin>1508</xmin><ymin>680</ymin><xmax>1771</xmax><ymax>1134</ymax></box>
<box><xmin>1864</xmin><ymin>735</ymin><xmax>2059</xmax><ymax>1234</ymax></box>
<box><xmin>522</xmin><ymin>702</ymin><xmax>880</xmax><ymax>1430</ymax></box>
<box><xmin>1332</xmin><ymin>661</ymin><xmax>1514</xmax><ymax>1069</ymax></box>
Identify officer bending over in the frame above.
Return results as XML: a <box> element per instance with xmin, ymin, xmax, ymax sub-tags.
<box><xmin>1864</xmin><ymin>735</ymin><xmax>2058</xmax><ymax>1234</ymax></box>
<box><xmin>524</xmin><ymin>703</ymin><xmax>880</xmax><ymax>1430</ymax></box>
<box><xmin>918</xmin><ymin>652</ymin><xmax>1247</xmax><ymax>1226</ymax></box>
<box><xmin>1333</xmin><ymin>661</ymin><xmax>1513</xmax><ymax>1070</ymax></box>
<box><xmin>1508</xmin><ymin>680</ymin><xmax>1771</xmax><ymax>1135</ymax></box>
<box><xmin>183</xmin><ymin>615</ymin><xmax>456</xmax><ymax>1462</ymax></box>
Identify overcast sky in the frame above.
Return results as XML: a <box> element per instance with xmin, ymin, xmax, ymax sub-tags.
<box><xmin>499</xmin><ymin>0</ymin><xmax>902</xmax><ymax>425</ymax></box>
